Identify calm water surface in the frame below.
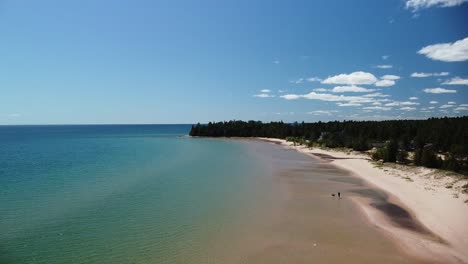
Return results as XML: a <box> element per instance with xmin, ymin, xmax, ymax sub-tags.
<box><xmin>0</xmin><ymin>125</ymin><xmax>416</xmax><ymax>263</ymax></box>
<box><xmin>0</xmin><ymin>125</ymin><xmax>268</xmax><ymax>263</ymax></box>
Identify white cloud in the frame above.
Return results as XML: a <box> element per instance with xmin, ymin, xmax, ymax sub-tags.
<box><xmin>375</xmin><ymin>79</ymin><xmax>396</xmax><ymax>87</ymax></box>
<box><xmin>273</xmin><ymin>60</ymin><xmax>280</xmax><ymax>64</ymax></box>
<box><xmin>400</xmin><ymin>107</ymin><xmax>417</xmax><ymax>111</ymax></box>
<box><xmin>337</xmin><ymin>102</ymin><xmax>362</xmax><ymax>107</ymax></box>
<box><xmin>406</xmin><ymin>0</ymin><xmax>468</xmax><ymax>10</ymax></box>
<box><xmin>281</xmin><ymin>91</ymin><xmax>378</xmax><ymax>103</ymax></box>
<box><xmin>260</xmin><ymin>89</ymin><xmax>271</xmax><ymax>93</ymax></box>
<box><xmin>423</xmin><ymin>88</ymin><xmax>457</xmax><ymax>93</ymax></box>
<box><xmin>442</xmin><ymin>77</ymin><xmax>468</xmax><ymax>85</ymax></box>
<box><xmin>363</xmin><ymin>92</ymin><xmax>390</xmax><ymax>98</ymax></box>
<box><xmin>448</xmin><ymin>101</ymin><xmax>456</xmax><ymax>104</ymax></box>
<box><xmin>302</xmin><ymin>92</ymin><xmax>359</xmax><ymax>102</ymax></box>
<box><xmin>363</xmin><ymin>106</ymin><xmax>392</xmax><ymax>111</ymax></box>
<box><xmin>418</xmin><ymin>37</ymin><xmax>468</xmax><ymax>62</ymax></box>
<box><xmin>385</xmin><ymin>102</ymin><xmax>400</xmax><ymax>106</ymax></box>
<box><xmin>376</xmin><ymin>65</ymin><xmax>393</xmax><ymax>69</ymax></box>
<box><xmin>382</xmin><ymin>55</ymin><xmax>390</xmax><ymax>60</ymax></box>
<box><xmin>313</xmin><ymin>88</ymin><xmax>328</xmax><ymax>92</ymax></box>
<box><xmin>401</xmin><ymin>101</ymin><xmax>420</xmax><ymax>105</ymax></box>
<box><xmin>322</xmin><ymin>71</ymin><xmax>378</xmax><ymax>85</ymax></box>
<box><xmin>454</xmin><ymin>106</ymin><xmax>468</xmax><ymax>111</ymax></box>
<box><xmin>290</xmin><ymin>78</ymin><xmax>304</xmax><ymax>84</ymax></box>
<box><xmin>281</xmin><ymin>94</ymin><xmax>301</xmax><ymax>100</ymax></box>
<box><xmin>384</xmin><ymin>101</ymin><xmax>419</xmax><ymax>106</ymax></box>
<box><xmin>430</xmin><ymin>101</ymin><xmax>439</xmax><ymax>104</ymax></box>
<box><xmin>254</xmin><ymin>93</ymin><xmax>275</xmax><ymax>98</ymax></box>
<box><xmin>278</xmin><ymin>89</ymin><xmax>286</xmax><ymax>93</ymax></box>
<box><xmin>428</xmin><ymin>106</ymin><xmax>436</xmax><ymax>109</ymax></box>
<box><xmin>307</xmin><ymin>77</ymin><xmax>322</xmax><ymax>82</ymax></box>
<box><xmin>440</xmin><ymin>104</ymin><xmax>456</xmax><ymax>108</ymax></box>
<box><xmin>410</xmin><ymin>72</ymin><xmax>449</xmax><ymax>77</ymax></box>
<box><xmin>381</xmin><ymin>75</ymin><xmax>400</xmax><ymax>80</ymax></box>
<box><xmin>409</xmin><ymin>97</ymin><xmax>419</xmax><ymax>100</ymax></box>
<box><xmin>460</xmin><ymin>104</ymin><xmax>468</xmax><ymax>107</ymax></box>
<box><xmin>308</xmin><ymin>110</ymin><xmax>339</xmax><ymax>115</ymax></box>
<box><xmin>331</xmin><ymin>85</ymin><xmax>375</xmax><ymax>93</ymax></box>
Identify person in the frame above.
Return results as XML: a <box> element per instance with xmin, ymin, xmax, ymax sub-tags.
<box><xmin>338</xmin><ymin>192</ymin><xmax>341</xmax><ymax>198</ymax></box>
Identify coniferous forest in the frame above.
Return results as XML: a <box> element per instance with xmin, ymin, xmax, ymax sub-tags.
<box><xmin>189</xmin><ymin>116</ymin><xmax>468</xmax><ymax>174</ymax></box>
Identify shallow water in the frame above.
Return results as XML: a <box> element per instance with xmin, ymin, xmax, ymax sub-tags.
<box><xmin>1</xmin><ymin>126</ymin><xmax>419</xmax><ymax>263</ymax></box>
<box><xmin>0</xmin><ymin>126</ymin><xmax>268</xmax><ymax>263</ymax></box>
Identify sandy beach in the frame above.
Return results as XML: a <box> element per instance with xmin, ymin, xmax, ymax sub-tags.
<box><xmin>259</xmin><ymin>138</ymin><xmax>468</xmax><ymax>263</ymax></box>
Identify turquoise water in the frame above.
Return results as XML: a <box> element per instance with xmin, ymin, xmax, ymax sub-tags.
<box><xmin>0</xmin><ymin>125</ymin><xmax>267</xmax><ymax>263</ymax></box>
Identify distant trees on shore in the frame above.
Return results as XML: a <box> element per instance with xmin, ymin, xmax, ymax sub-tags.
<box><xmin>189</xmin><ymin>117</ymin><xmax>468</xmax><ymax>175</ymax></box>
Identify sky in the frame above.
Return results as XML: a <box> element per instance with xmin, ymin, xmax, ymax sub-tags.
<box><xmin>1</xmin><ymin>0</ymin><xmax>467</xmax><ymax>124</ymax></box>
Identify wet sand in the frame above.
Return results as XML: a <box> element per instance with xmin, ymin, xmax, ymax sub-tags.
<box><xmin>256</xmin><ymin>138</ymin><xmax>468</xmax><ymax>263</ymax></box>
<box><xmin>206</xmin><ymin>140</ymin><xmax>428</xmax><ymax>263</ymax></box>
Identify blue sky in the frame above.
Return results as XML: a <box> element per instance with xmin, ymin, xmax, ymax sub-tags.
<box><xmin>1</xmin><ymin>0</ymin><xmax>467</xmax><ymax>124</ymax></box>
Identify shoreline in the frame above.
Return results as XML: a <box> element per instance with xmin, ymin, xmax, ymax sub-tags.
<box><xmin>258</xmin><ymin>137</ymin><xmax>468</xmax><ymax>263</ymax></box>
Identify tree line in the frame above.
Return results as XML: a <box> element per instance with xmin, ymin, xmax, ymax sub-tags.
<box><xmin>189</xmin><ymin>116</ymin><xmax>468</xmax><ymax>174</ymax></box>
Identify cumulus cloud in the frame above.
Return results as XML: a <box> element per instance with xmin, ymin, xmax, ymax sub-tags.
<box><xmin>363</xmin><ymin>92</ymin><xmax>390</xmax><ymax>98</ymax></box>
<box><xmin>423</xmin><ymin>88</ymin><xmax>457</xmax><ymax>93</ymax></box>
<box><xmin>409</xmin><ymin>97</ymin><xmax>419</xmax><ymax>100</ymax></box>
<box><xmin>401</xmin><ymin>101</ymin><xmax>420</xmax><ymax>105</ymax></box>
<box><xmin>430</xmin><ymin>101</ymin><xmax>439</xmax><ymax>104</ymax></box>
<box><xmin>337</xmin><ymin>102</ymin><xmax>362</xmax><ymax>107</ymax></box>
<box><xmin>381</xmin><ymin>75</ymin><xmax>400</xmax><ymax>80</ymax></box>
<box><xmin>382</xmin><ymin>55</ymin><xmax>390</xmax><ymax>60</ymax></box>
<box><xmin>440</xmin><ymin>104</ymin><xmax>456</xmax><ymax>108</ymax></box>
<box><xmin>400</xmin><ymin>107</ymin><xmax>417</xmax><ymax>111</ymax></box>
<box><xmin>260</xmin><ymin>89</ymin><xmax>271</xmax><ymax>93</ymax></box>
<box><xmin>410</xmin><ymin>72</ymin><xmax>449</xmax><ymax>77</ymax></box>
<box><xmin>254</xmin><ymin>93</ymin><xmax>275</xmax><ymax>98</ymax></box>
<box><xmin>363</xmin><ymin>106</ymin><xmax>392</xmax><ymax>111</ymax></box>
<box><xmin>281</xmin><ymin>94</ymin><xmax>301</xmax><ymax>100</ymax></box>
<box><xmin>442</xmin><ymin>77</ymin><xmax>468</xmax><ymax>85</ymax></box>
<box><xmin>375</xmin><ymin>79</ymin><xmax>396</xmax><ymax>87</ymax></box>
<box><xmin>313</xmin><ymin>88</ymin><xmax>328</xmax><ymax>92</ymax></box>
<box><xmin>331</xmin><ymin>85</ymin><xmax>375</xmax><ymax>93</ymax></box>
<box><xmin>454</xmin><ymin>106</ymin><xmax>468</xmax><ymax>111</ymax></box>
<box><xmin>406</xmin><ymin>0</ymin><xmax>468</xmax><ymax>10</ymax></box>
<box><xmin>281</xmin><ymin>92</ymin><xmax>376</xmax><ymax>103</ymax></box>
<box><xmin>448</xmin><ymin>101</ymin><xmax>456</xmax><ymax>104</ymax></box>
<box><xmin>418</xmin><ymin>37</ymin><xmax>468</xmax><ymax>62</ymax></box>
<box><xmin>307</xmin><ymin>77</ymin><xmax>322</xmax><ymax>82</ymax></box>
<box><xmin>322</xmin><ymin>71</ymin><xmax>378</xmax><ymax>85</ymax></box>
<box><xmin>385</xmin><ymin>101</ymin><xmax>419</xmax><ymax>106</ymax></box>
<box><xmin>376</xmin><ymin>65</ymin><xmax>393</xmax><ymax>69</ymax></box>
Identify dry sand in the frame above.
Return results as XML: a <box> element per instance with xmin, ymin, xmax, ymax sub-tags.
<box><xmin>259</xmin><ymin>138</ymin><xmax>468</xmax><ymax>263</ymax></box>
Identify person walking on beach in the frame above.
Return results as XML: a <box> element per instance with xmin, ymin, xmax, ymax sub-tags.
<box><xmin>338</xmin><ymin>192</ymin><xmax>341</xmax><ymax>198</ymax></box>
